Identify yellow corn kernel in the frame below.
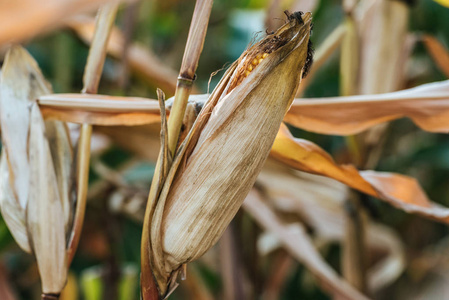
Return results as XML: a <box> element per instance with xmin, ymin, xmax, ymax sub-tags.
<box><xmin>252</xmin><ymin>58</ymin><xmax>258</xmax><ymax>65</ymax></box>
<box><xmin>244</xmin><ymin>70</ymin><xmax>250</xmax><ymax>77</ymax></box>
<box><xmin>258</xmin><ymin>58</ymin><xmax>263</xmax><ymax>64</ymax></box>
<box><xmin>262</xmin><ymin>53</ymin><xmax>268</xmax><ymax>58</ymax></box>
<box><xmin>247</xmin><ymin>64</ymin><xmax>253</xmax><ymax>72</ymax></box>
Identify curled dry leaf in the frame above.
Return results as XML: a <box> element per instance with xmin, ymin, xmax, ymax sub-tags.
<box><xmin>0</xmin><ymin>46</ymin><xmax>74</xmax><ymax>295</ymax></box>
<box><xmin>27</xmin><ymin>104</ymin><xmax>68</xmax><ymax>294</ymax></box>
<box><xmin>271</xmin><ymin>124</ymin><xmax>449</xmax><ymax>224</ymax></box>
<box><xmin>142</xmin><ymin>12</ymin><xmax>313</xmax><ymax>296</ymax></box>
<box><xmin>285</xmin><ymin>80</ymin><xmax>449</xmax><ymax>135</ymax></box>
<box><xmin>422</xmin><ymin>35</ymin><xmax>449</xmax><ymax>78</ymax></box>
<box><xmin>243</xmin><ymin>189</ymin><xmax>370</xmax><ymax>300</ymax></box>
<box><xmin>0</xmin><ymin>46</ymin><xmax>53</xmax><ymax>253</ymax></box>
<box><xmin>0</xmin><ymin>0</ymin><xmax>113</xmax><ymax>45</ymax></box>
<box><xmin>66</xmin><ymin>16</ymin><xmax>179</xmax><ymax>95</ymax></box>
<box><xmin>38</xmin><ymin>80</ymin><xmax>449</xmax><ymax>137</ymax></box>
<box><xmin>257</xmin><ymin>160</ymin><xmax>405</xmax><ymax>291</ymax></box>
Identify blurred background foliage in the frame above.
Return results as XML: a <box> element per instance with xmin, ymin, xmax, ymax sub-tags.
<box><xmin>1</xmin><ymin>0</ymin><xmax>449</xmax><ymax>299</ymax></box>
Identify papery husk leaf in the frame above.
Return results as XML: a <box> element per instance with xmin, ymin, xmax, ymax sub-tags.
<box><xmin>243</xmin><ymin>189</ymin><xmax>370</xmax><ymax>300</ymax></box>
<box><xmin>271</xmin><ymin>124</ymin><xmax>449</xmax><ymax>224</ymax></box>
<box><xmin>147</xmin><ymin>12</ymin><xmax>312</xmax><ymax>294</ymax></box>
<box><xmin>285</xmin><ymin>80</ymin><xmax>449</xmax><ymax>135</ymax></box>
<box><xmin>27</xmin><ymin>104</ymin><xmax>68</xmax><ymax>294</ymax></box>
<box><xmin>0</xmin><ymin>46</ymin><xmax>51</xmax><ymax>209</ymax></box>
<box><xmin>0</xmin><ymin>152</ymin><xmax>30</xmax><ymax>252</ymax></box>
<box><xmin>0</xmin><ymin>46</ymin><xmax>74</xmax><ymax>242</ymax></box>
<box><xmin>45</xmin><ymin>121</ymin><xmax>74</xmax><ymax>234</ymax></box>
<box><xmin>0</xmin><ymin>0</ymin><xmax>113</xmax><ymax>45</ymax></box>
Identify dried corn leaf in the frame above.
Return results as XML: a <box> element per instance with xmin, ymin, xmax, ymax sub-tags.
<box><xmin>39</xmin><ymin>93</ymin><xmax>161</xmax><ymax>125</ymax></box>
<box><xmin>258</xmin><ymin>160</ymin><xmax>405</xmax><ymax>291</ymax></box>
<box><xmin>1</xmin><ymin>46</ymin><xmax>74</xmax><ymax>242</ymax></box>
<box><xmin>285</xmin><ymin>80</ymin><xmax>449</xmax><ymax>135</ymax></box>
<box><xmin>0</xmin><ymin>152</ymin><xmax>30</xmax><ymax>252</ymax></box>
<box><xmin>38</xmin><ymin>80</ymin><xmax>449</xmax><ymax>137</ymax></box>
<box><xmin>0</xmin><ymin>46</ymin><xmax>51</xmax><ymax>208</ymax></box>
<box><xmin>66</xmin><ymin>16</ymin><xmax>179</xmax><ymax>95</ymax></box>
<box><xmin>0</xmin><ymin>0</ymin><xmax>113</xmax><ymax>45</ymax></box>
<box><xmin>45</xmin><ymin>121</ymin><xmax>74</xmax><ymax>234</ymax></box>
<box><xmin>422</xmin><ymin>35</ymin><xmax>449</xmax><ymax>78</ymax></box>
<box><xmin>243</xmin><ymin>190</ymin><xmax>370</xmax><ymax>300</ymax></box>
<box><xmin>271</xmin><ymin>124</ymin><xmax>449</xmax><ymax>224</ymax></box>
<box><xmin>27</xmin><ymin>104</ymin><xmax>68</xmax><ymax>294</ymax></box>
<box><xmin>142</xmin><ymin>12</ymin><xmax>313</xmax><ymax>295</ymax></box>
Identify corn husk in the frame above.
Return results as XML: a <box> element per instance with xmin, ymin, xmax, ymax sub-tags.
<box><xmin>144</xmin><ymin>11</ymin><xmax>313</xmax><ymax>295</ymax></box>
<box><xmin>0</xmin><ymin>46</ymin><xmax>74</xmax><ymax>296</ymax></box>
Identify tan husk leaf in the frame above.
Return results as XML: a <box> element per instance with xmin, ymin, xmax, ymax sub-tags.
<box><xmin>27</xmin><ymin>104</ymin><xmax>68</xmax><ymax>294</ymax></box>
<box><xmin>271</xmin><ymin>124</ymin><xmax>449</xmax><ymax>224</ymax></box>
<box><xmin>0</xmin><ymin>46</ymin><xmax>51</xmax><ymax>209</ymax></box>
<box><xmin>143</xmin><ymin>12</ymin><xmax>313</xmax><ymax>295</ymax></box>
<box><xmin>0</xmin><ymin>46</ymin><xmax>74</xmax><ymax>295</ymax></box>
<box><xmin>0</xmin><ymin>46</ymin><xmax>72</xmax><ymax>253</ymax></box>
<box><xmin>0</xmin><ymin>152</ymin><xmax>30</xmax><ymax>252</ymax></box>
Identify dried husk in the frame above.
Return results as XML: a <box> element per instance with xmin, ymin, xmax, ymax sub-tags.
<box><xmin>0</xmin><ymin>46</ymin><xmax>74</xmax><ymax>295</ymax></box>
<box><xmin>27</xmin><ymin>104</ymin><xmax>68</xmax><ymax>294</ymax></box>
<box><xmin>146</xmin><ymin>12</ymin><xmax>313</xmax><ymax>294</ymax></box>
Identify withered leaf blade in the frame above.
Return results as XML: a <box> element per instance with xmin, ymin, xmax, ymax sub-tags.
<box><xmin>0</xmin><ymin>46</ymin><xmax>74</xmax><ymax>244</ymax></box>
<box><xmin>151</xmin><ymin>12</ymin><xmax>313</xmax><ymax>293</ymax></box>
<box><xmin>258</xmin><ymin>160</ymin><xmax>405</xmax><ymax>291</ymax></box>
<box><xmin>0</xmin><ymin>46</ymin><xmax>52</xmax><ymax>209</ymax></box>
<box><xmin>243</xmin><ymin>190</ymin><xmax>370</xmax><ymax>300</ymax></box>
<box><xmin>422</xmin><ymin>35</ymin><xmax>449</xmax><ymax>78</ymax></box>
<box><xmin>286</xmin><ymin>80</ymin><xmax>449</xmax><ymax>135</ymax></box>
<box><xmin>0</xmin><ymin>0</ymin><xmax>113</xmax><ymax>45</ymax></box>
<box><xmin>44</xmin><ymin>120</ymin><xmax>74</xmax><ymax>234</ymax></box>
<box><xmin>271</xmin><ymin>124</ymin><xmax>449</xmax><ymax>225</ymax></box>
<box><xmin>0</xmin><ymin>152</ymin><xmax>30</xmax><ymax>253</ymax></box>
<box><xmin>27</xmin><ymin>104</ymin><xmax>68</xmax><ymax>294</ymax></box>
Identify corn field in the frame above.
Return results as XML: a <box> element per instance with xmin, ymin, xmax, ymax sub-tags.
<box><xmin>0</xmin><ymin>0</ymin><xmax>449</xmax><ymax>299</ymax></box>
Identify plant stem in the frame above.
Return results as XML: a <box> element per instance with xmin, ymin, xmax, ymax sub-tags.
<box><xmin>166</xmin><ymin>0</ymin><xmax>213</xmax><ymax>156</ymax></box>
<box><xmin>67</xmin><ymin>2</ymin><xmax>118</xmax><ymax>265</ymax></box>
<box><xmin>339</xmin><ymin>4</ymin><xmax>368</xmax><ymax>295</ymax></box>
